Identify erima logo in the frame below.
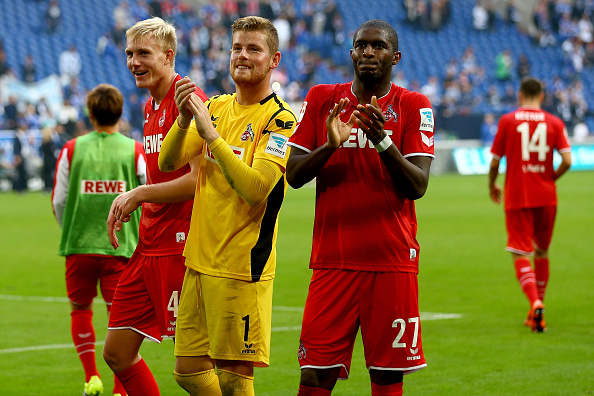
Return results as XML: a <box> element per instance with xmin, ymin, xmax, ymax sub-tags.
<box><xmin>275</xmin><ymin>119</ymin><xmax>295</xmax><ymax>130</ymax></box>
<box><xmin>242</xmin><ymin>343</ymin><xmax>256</xmax><ymax>354</ymax></box>
<box><xmin>211</xmin><ymin>114</ymin><xmax>219</xmax><ymax>128</ymax></box>
<box><xmin>421</xmin><ymin>132</ymin><xmax>434</xmax><ymax>148</ymax></box>
<box><xmin>410</xmin><ymin>348</ymin><xmax>418</xmax><ymax>355</ymax></box>
<box><xmin>419</xmin><ymin>108</ymin><xmax>434</xmax><ymax>132</ymax></box>
<box><xmin>265</xmin><ymin>132</ymin><xmax>288</xmax><ymax>158</ymax></box>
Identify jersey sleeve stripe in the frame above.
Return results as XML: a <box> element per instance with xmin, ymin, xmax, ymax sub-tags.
<box><xmin>286</xmin><ymin>142</ymin><xmax>312</xmax><ymax>153</ymax></box>
<box><xmin>403</xmin><ymin>152</ymin><xmax>435</xmax><ymax>159</ymax></box>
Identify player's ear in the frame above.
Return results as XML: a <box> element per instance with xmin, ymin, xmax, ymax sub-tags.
<box><xmin>165</xmin><ymin>48</ymin><xmax>175</xmax><ymax>66</ymax></box>
<box><xmin>393</xmin><ymin>51</ymin><xmax>401</xmax><ymax>66</ymax></box>
<box><xmin>270</xmin><ymin>51</ymin><xmax>281</xmax><ymax>70</ymax></box>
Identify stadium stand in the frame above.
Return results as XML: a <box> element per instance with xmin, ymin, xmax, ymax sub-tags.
<box><xmin>0</xmin><ymin>0</ymin><xmax>593</xmax><ymax>189</ymax></box>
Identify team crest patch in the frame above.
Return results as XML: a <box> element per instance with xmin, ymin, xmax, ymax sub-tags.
<box><xmin>265</xmin><ymin>132</ymin><xmax>288</xmax><ymax>158</ymax></box>
<box><xmin>298</xmin><ymin>341</ymin><xmax>307</xmax><ymax>360</ymax></box>
<box><xmin>158</xmin><ymin>108</ymin><xmax>166</xmax><ymax>127</ymax></box>
<box><xmin>383</xmin><ymin>105</ymin><xmax>398</xmax><ymax>122</ymax></box>
<box><xmin>419</xmin><ymin>108</ymin><xmax>434</xmax><ymax>132</ymax></box>
<box><xmin>241</xmin><ymin>123</ymin><xmax>255</xmax><ymax>142</ymax></box>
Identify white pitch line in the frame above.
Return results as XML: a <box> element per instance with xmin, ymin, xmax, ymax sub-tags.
<box><xmin>0</xmin><ymin>295</ymin><xmax>461</xmax><ymax>354</ymax></box>
<box><xmin>0</xmin><ymin>294</ymin><xmax>69</xmax><ymax>303</ymax></box>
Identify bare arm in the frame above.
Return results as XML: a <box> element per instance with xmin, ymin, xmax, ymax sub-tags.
<box><xmin>488</xmin><ymin>157</ymin><xmax>503</xmax><ymax>204</ymax></box>
<box><xmin>107</xmin><ymin>155</ymin><xmax>200</xmax><ymax>249</ymax></box>
<box><xmin>554</xmin><ymin>151</ymin><xmax>572</xmax><ymax>181</ymax></box>
<box><xmin>286</xmin><ymin>98</ymin><xmax>355</xmax><ymax>189</ymax></box>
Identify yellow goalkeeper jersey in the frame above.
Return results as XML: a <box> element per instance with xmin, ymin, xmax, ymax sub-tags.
<box><xmin>184</xmin><ymin>92</ymin><xmax>296</xmax><ymax>282</ymax></box>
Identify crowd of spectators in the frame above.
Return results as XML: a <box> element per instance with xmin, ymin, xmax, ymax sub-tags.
<box><xmin>1</xmin><ymin>0</ymin><xmax>594</xmax><ymax>192</ymax></box>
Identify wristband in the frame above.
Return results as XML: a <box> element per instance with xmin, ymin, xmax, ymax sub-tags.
<box><xmin>374</xmin><ymin>135</ymin><xmax>393</xmax><ymax>153</ymax></box>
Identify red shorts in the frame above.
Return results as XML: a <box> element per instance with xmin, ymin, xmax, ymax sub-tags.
<box><xmin>505</xmin><ymin>206</ymin><xmax>557</xmax><ymax>254</ymax></box>
<box><xmin>108</xmin><ymin>251</ymin><xmax>186</xmax><ymax>342</ymax></box>
<box><xmin>65</xmin><ymin>254</ymin><xmax>128</xmax><ymax>306</ymax></box>
<box><xmin>298</xmin><ymin>269</ymin><xmax>426</xmax><ymax>379</ymax></box>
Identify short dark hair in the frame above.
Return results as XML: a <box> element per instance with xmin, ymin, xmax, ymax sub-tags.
<box><xmin>87</xmin><ymin>84</ymin><xmax>124</xmax><ymax>127</ymax></box>
<box><xmin>232</xmin><ymin>16</ymin><xmax>279</xmax><ymax>55</ymax></box>
<box><xmin>353</xmin><ymin>19</ymin><xmax>399</xmax><ymax>52</ymax></box>
<box><xmin>519</xmin><ymin>77</ymin><xmax>543</xmax><ymax>99</ymax></box>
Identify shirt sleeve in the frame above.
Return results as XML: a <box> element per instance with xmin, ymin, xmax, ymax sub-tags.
<box><xmin>491</xmin><ymin>116</ymin><xmax>507</xmax><ymax>160</ymax></box>
<box><xmin>254</xmin><ymin>107</ymin><xmax>297</xmax><ymax>170</ymax></box>
<box><xmin>51</xmin><ymin>140</ymin><xmax>75</xmax><ymax>226</ymax></box>
<box><xmin>402</xmin><ymin>92</ymin><xmax>435</xmax><ymax>159</ymax></box>
<box><xmin>288</xmin><ymin>86</ymin><xmax>321</xmax><ymax>153</ymax></box>
<box><xmin>134</xmin><ymin>141</ymin><xmax>147</xmax><ymax>185</ymax></box>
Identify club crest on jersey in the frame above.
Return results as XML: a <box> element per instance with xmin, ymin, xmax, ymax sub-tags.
<box><xmin>158</xmin><ymin>108</ymin><xmax>166</xmax><ymax>127</ymax></box>
<box><xmin>241</xmin><ymin>123</ymin><xmax>255</xmax><ymax>142</ymax></box>
<box><xmin>298</xmin><ymin>341</ymin><xmax>307</xmax><ymax>360</ymax></box>
<box><xmin>383</xmin><ymin>105</ymin><xmax>398</xmax><ymax>122</ymax></box>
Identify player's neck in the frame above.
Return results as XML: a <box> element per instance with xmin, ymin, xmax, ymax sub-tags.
<box><xmin>150</xmin><ymin>70</ymin><xmax>177</xmax><ymax>105</ymax></box>
<box><xmin>352</xmin><ymin>78</ymin><xmax>392</xmax><ymax>105</ymax></box>
<box><xmin>519</xmin><ymin>101</ymin><xmax>541</xmax><ymax>110</ymax></box>
<box><xmin>235</xmin><ymin>82</ymin><xmax>273</xmax><ymax>106</ymax></box>
<box><xmin>95</xmin><ymin>125</ymin><xmax>118</xmax><ymax>134</ymax></box>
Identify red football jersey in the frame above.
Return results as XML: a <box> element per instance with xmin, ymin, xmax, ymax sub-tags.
<box><xmin>138</xmin><ymin>74</ymin><xmax>208</xmax><ymax>256</ymax></box>
<box><xmin>491</xmin><ymin>107</ymin><xmax>571</xmax><ymax>210</ymax></box>
<box><xmin>288</xmin><ymin>82</ymin><xmax>435</xmax><ymax>273</ymax></box>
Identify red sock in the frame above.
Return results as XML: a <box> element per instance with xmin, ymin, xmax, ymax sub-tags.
<box><xmin>371</xmin><ymin>382</ymin><xmax>403</xmax><ymax>396</ymax></box>
<box><xmin>115</xmin><ymin>358</ymin><xmax>160</xmax><ymax>396</ymax></box>
<box><xmin>298</xmin><ymin>384</ymin><xmax>332</xmax><ymax>396</ymax></box>
<box><xmin>71</xmin><ymin>309</ymin><xmax>98</xmax><ymax>381</ymax></box>
<box><xmin>113</xmin><ymin>375</ymin><xmax>127</xmax><ymax>395</ymax></box>
<box><xmin>534</xmin><ymin>258</ymin><xmax>550</xmax><ymax>301</ymax></box>
<box><xmin>514</xmin><ymin>257</ymin><xmax>539</xmax><ymax>305</ymax></box>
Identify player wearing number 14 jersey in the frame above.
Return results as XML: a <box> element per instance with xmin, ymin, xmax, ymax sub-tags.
<box><xmin>489</xmin><ymin>77</ymin><xmax>571</xmax><ymax>333</ymax></box>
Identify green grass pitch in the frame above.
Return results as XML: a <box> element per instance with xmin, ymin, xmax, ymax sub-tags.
<box><xmin>0</xmin><ymin>171</ymin><xmax>593</xmax><ymax>395</ymax></box>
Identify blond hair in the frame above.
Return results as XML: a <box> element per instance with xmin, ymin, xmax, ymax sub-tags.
<box><xmin>232</xmin><ymin>16</ymin><xmax>279</xmax><ymax>55</ymax></box>
<box><xmin>126</xmin><ymin>17</ymin><xmax>177</xmax><ymax>68</ymax></box>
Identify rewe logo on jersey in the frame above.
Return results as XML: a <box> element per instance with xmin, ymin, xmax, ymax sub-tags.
<box><xmin>342</xmin><ymin>129</ymin><xmax>393</xmax><ymax>149</ymax></box>
<box><xmin>144</xmin><ymin>133</ymin><xmax>163</xmax><ymax>154</ymax></box>
<box><xmin>81</xmin><ymin>180</ymin><xmax>126</xmax><ymax>194</ymax></box>
<box><xmin>205</xmin><ymin>145</ymin><xmax>245</xmax><ymax>163</ymax></box>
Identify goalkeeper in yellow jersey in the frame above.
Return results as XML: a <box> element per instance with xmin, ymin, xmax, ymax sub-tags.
<box><xmin>158</xmin><ymin>16</ymin><xmax>296</xmax><ymax>396</ymax></box>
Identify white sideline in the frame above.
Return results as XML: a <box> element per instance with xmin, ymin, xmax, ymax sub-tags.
<box><xmin>0</xmin><ymin>294</ymin><xmax>462</xmax><ymax>354</ymax></box>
